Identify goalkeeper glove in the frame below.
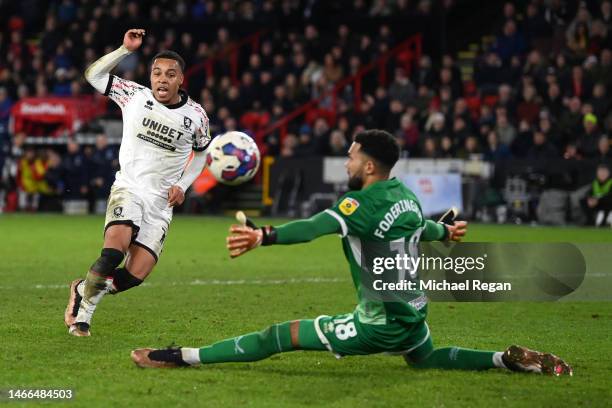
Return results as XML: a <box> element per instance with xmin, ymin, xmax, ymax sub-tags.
<box><xmin>227</xmin><ymin>212</ymin><xmax>277</xmax><ymax>258</ymax></box>
<box><xmin>437</xmin><ymin>207</ymin><xmax>467</xmax><ymax>242</ymax></box>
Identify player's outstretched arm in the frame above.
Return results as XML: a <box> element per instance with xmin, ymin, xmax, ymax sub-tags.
<box><xmin>226</xmin><ymin>211</ymin><xmax>341</xmax><ymax>258</ymax></box>
<box><xmin>168</xmin><ymin>150</ymin><xmax>207</xmax><ymax>207</ymax></box>
<box><xmin>84</xmin><ymin>29</ymin><xmax>145</xmax><ymax>93</ymax></box>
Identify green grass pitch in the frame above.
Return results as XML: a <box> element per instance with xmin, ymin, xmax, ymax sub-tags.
<box><xmin>1</xmin><ymin>214</ymin><xmax>611</xmax><ymax>407</ymax></box>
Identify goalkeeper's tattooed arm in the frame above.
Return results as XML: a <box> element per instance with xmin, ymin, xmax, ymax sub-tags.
<box><xmin>227</xmin><ymin>211</ymin><xmax>340</xmax><ymax>258</ymax></box>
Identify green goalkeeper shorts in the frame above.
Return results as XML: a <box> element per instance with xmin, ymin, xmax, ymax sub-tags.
<box><xmin>313</xmin><ymin>311</ymin><xmax>431</xmax><ymax>358</ymax></box>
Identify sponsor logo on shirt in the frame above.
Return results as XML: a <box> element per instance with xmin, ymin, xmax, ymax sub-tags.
<box><xmin>144</xmin><ymin>100</ymin><xmax>154</xmax><ymax>110</ymax></box>
<box><xmin>339</xmin><ymin>197</ymin><xmax>360</xmax><ymax>216</ymax></box>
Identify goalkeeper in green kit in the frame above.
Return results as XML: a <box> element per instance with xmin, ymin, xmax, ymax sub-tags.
<box><xmin>131</xmin><ymin>130</ymin><xmax>572</xmax><ymax>376</ymax></box>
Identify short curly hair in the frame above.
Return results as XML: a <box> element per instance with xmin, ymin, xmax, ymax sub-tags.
<box><xmin>354</xmin><ymin>129</ymin><xmax>400</xmax><ymax>172</ymax></box>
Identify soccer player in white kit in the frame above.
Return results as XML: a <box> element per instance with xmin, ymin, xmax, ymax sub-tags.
<box><xmin>64</xmin><ymin>29</ymin><xmax>211</xmax><ymax>336</ymax></box>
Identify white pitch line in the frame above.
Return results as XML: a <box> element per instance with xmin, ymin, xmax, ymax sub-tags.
<box><xmin>1</xmin><ymin>274</ymin><xmax>610</xmax><ymax>291</ymax></box>
<box><xmin>0</xmin><ymin>277</ymin><xmax>349</xmax><ymax>291</ymax></box>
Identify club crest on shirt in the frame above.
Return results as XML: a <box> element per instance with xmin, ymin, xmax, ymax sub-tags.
<box><xmin>113</xmin><ymin>206</ymin><xmax>123</xmax><ymax>217</ymax></box>
<box><xmin>339</xmin><ymin>197</ymin><xmax>359</xmax><ymax>216</ymax></box>
<box><xmin>183</xmin><ymin>116</ymin><xmax>192</xmax><ymax>130</ymax></box>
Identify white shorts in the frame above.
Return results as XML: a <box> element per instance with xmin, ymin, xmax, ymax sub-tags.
<box><xmin>104</xmin><ymin>185</ymin><xmax>172</xmax><ymax>261</ymax></box>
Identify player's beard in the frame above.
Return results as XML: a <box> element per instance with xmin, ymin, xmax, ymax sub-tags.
<box><xmin>348</xmin><ymin>174</ymin><xmax>364</xmax><ymax>190</ymax></box>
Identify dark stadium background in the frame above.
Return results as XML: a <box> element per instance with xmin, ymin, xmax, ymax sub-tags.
<box><xmin>0</xmin><ymin>0</ymin><xmax>611</xmax><ymax>226</ymax></box>
<box><xmin>1</xmin><ymin>2</ymin><xmax>611</xmax><ymax>407</ymax></box>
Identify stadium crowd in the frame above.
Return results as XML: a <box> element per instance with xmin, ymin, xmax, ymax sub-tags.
<box><xmin>0</xmin><ymin>0</ymin><xmax>610</xmax><ymax>221</ymax></box>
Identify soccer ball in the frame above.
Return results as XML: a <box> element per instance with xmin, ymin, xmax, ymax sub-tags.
<box><xmin>206</xmin><ymin>131</ymin><xmax>261</xmax><ymax>186</ymax></box>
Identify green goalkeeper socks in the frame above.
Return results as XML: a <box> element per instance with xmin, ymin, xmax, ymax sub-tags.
<box><xmin>408</xmin><ymin>347</ymin><xmax>498</xmax><ymax>370</ymax></box>
<box><xmin>192</xmin><ymin>320</ymin><xmax>327</xmax><ymax>364</ymax></box>
<box><xmin>197</xmin><ymin>322</ymin><xmax>296</xmax><ymax>364</ymax></box>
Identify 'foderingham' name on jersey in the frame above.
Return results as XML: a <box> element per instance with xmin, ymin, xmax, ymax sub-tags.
<box><xmin>374</xmin><ymin>199</ymin><xmax>422</xmax><ymax>239</ymax></box>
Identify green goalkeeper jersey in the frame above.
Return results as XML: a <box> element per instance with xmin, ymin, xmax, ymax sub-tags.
<box><xmin>324</xmin><ymin>178</ymin><xmax>445</xmax><ymax>326</ymax></box>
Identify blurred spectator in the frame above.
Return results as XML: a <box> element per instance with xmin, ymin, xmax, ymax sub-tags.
<box><xmin>523</xmin><ymin>2</ymin><xmax>553</xmax><ymax>49</ymax></box>
<box><xmin>424</xmin><ymin>111</ymin><xmax>446</xmax><ymax>140</ymax></box>
<box><xmin>544</xmin><ymin>82</ymin><xmax>564</xmax><ymax>119</ymax></box>
<box><xmin>492</xmin><ymin>20</ymin><xmax>526</xmax><ymax>63</ymax></box>
<box><xmin>527</xmin><ymin>129</ymin><xmax>558</xmax><ymax>159</ymax></box>
<box><xmin>475</xmin><ymin>52</ymin><xmax>503</xmax><ymax>95</ymax></box>
<box><xmin>52</xmin><ymin>68</ymin><xmax>71</xmax><ymax>96</ymax></box>
<box><xmin>516</xmin><ymin>85</ymin><xmax>541</xmax><ymax>125</ymax></box>
<box><xmin>456</xmin><ymin>135</ymin><xmax>481</xmax><ymax>159</ymax></box>
<box><xmin>311</xmin><ymin>117</ymin><xmax>330</xmax><ymax>154</ymax></box>
<box><xmin>439</xmin><ymin>135</ymin><xmax>455</xmax><ymax>158</ymax></box>
<box><xmin>559</xmin><ymin>97</ymin><xmax>583</xmax><ymax>142</ymax></box>
<box><xmin>568</xmin><ymin>65</ymin><xmax>592</xmax><ymax>99</ymax></box>
<box><xmin>589</xmin><ymin>83</ymin><xmax>610</xmax><ymax>119</ymax></box>
<box><xmin>601</xmin><ymin>0</ymin><xmax>612</xmax><ymax>29</ymax></box>
<box><xmin>322</xmin><ymin>53</ymin><xmax>343</xmax><ymax>84</ymax></box>
<box><xmin>395</xmin><ymin>113</ymin><xmax>420</xmax><ymax>153</ymax></box>
<box><xmin>421</xmin><ymin>137</ymin><xmax>437</xmax><ymax>158</ymax></box>
<box><xmin>280</xmin><ymin>133</ymin><xmax>298</xmax><ymax>158</ymax></box>
<box><xmin>577</xmin><ymin>113</ymin><xmax>601</xmax><ymax>158</ymax></box>
<box><xmin>294</xmin><ymin>125</ymin><xmax>316</xmax><ymax>157</ymax></box>
<box><xmin>0</xmin><ymin>87</ymin><xmax>13</xmax><ymax>131</ymax></box>
<box><xmin>369</xmin><ymin>0</ymin><xmax>392</xmax><ymax>17</ymax></box>
<box><xmin>596</xmin><ymin>135</ymin><xmax>612</xmax><ymax>160</ymax></box>
<box><xmin>17</xmin><ymin>148</ymin><xmax>48</xmax><ymax>211</ymax></box>
<box><xmin>62</xmin><ymin>141</ymin><xmax>89</xmax><ymax>200</ymax></box>
<box><xmin>328</xmin><ymin>130</ymin><xmax>348</xmax><ymax>156</ymax></box>
<box><xmin>40</xmin><ymin>149</ymin><xmax>64</xmax><ymax>212</ymax></box>
<box><xmin>495</xmin><ymin>108</ymin><xmax>517</xmax><ymax>146</ymax></box>
<box><xmin>582</xmin><ymin>164</ymin><xmax>612</xmax><ymax>226</ymax></box>
<box><xmin>413</xmin><ymin>55</ymin><xmax>435</xmax><ymax>88</ymax></box>
<box><xmin>483</xmin><ymin>130</ymin><xmax>511</xmax><ymax>162</ymax></box>
<box><xmin>567</xmin><ymin>22</ymin><xmax>590</xmax><ymax>57</ymax></box>
<box><xmin>388</xmin><ymin>68</ymin><xmax>415</xmax><ymax>106</ymax></box>
<box><xmin>91</xmin><ymin>134</ymin><xmax>118</xmax><ymax>201</ymax></box>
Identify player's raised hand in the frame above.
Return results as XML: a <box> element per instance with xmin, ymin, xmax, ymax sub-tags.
<box><xmin>167</xmin><ymin>185</ymin><xmax>185</xmax><ymax>207</ymax></box>
<box><xmin>227</xmin><ymin>225</ymin><xmax>263</xmax><ymax>258</ymax></box>
<box><xmin>123</xmin><ymin>29</ymin><xmax>145</xmax><ymax>52</ymax></box>
<box><xmin>446</xmin><ymin>220</ymin><xmax>467</xmax><ymax>242</ymax></box>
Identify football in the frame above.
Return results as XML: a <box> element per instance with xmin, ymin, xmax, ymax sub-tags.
<box><xmin>206</xmin><ymin>131</ymin><xmax>261</xmax><ymax>186</ymax></box>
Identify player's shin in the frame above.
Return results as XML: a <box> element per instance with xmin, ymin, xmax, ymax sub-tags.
<box><xmin>74</xmin><ymin>248</ymin><xmax>125</xmax><ymax>328</ymax></box>
<box><xmin>196</xmin><ymin>322</ymin><xmax>296</xmax><ymax>364</ymax></box>
<box><xmin>132</xmin><ymin>320</ymin><xmax>327</xmax><ymax>368</ymax></box>
<box><xmin>194</xmin><ymin>319</ymin><xmax>325</xmax><ymax>364</ymax></box>
<box><xmin>404</xmin><ymin>338</ymin><xmax>499</xmax><ymax>370</ymax></box>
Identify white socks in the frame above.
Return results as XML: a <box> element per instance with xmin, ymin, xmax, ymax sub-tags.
<box><xmin>181</xmin><ymin>348</ymin><xmax>201</xmax><ymax>366</ymax></box>
<box><xmin>492</xmin><ymin>352</ymin><xmax>507</xmax><ymax>369</ymax></box>
<box><xmin>74</xmin><ymin>277</ymin><xmax>112</xmax><ymax>325</ymax></box>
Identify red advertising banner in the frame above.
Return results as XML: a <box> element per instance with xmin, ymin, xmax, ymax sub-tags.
<box><xmin>11</xmin><ymin>96</ymin><xmax>106</xmax><ymax>136</ymax></box>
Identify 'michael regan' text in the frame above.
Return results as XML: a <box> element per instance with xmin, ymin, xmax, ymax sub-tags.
<box><xmin>373</xmin><ymin>279</ymin><xmax>512</xmax><ymax>293</ymax></box>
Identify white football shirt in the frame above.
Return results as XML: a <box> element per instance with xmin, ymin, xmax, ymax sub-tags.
<box><xmin>104</xmin><ymin>75</ymin><xmax>211</xmax><ymax>198</ymax></box>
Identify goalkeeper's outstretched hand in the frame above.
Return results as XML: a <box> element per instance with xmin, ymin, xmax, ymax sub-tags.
<box><xmin>446</xmin><ymin>220</ymin><xmax>467</xmax><ymax>242</ymax></box>
<box><xmin>227</xmin><ymin>225</ymin><xmax>263</xmax><ymax>258</ymax></box>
